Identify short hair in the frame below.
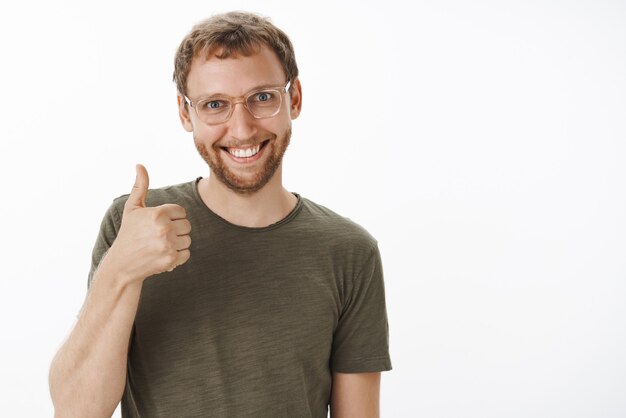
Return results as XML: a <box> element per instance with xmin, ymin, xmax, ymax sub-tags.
<box><xmin>173</xmin><ymin>11</ymin><xmax>299</xmax><ymax>97</ymax></box>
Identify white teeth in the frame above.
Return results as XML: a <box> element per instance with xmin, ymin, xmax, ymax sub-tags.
<box><xmin>228</xmin><ymin>143</ymin><xmax>261</xmax><ymax>158</ymax></box>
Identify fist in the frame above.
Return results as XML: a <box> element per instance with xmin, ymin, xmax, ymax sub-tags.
<box><xmin>104</xmin><ymin>164</ymin><xmax>192</xmax><ymax>283</ymax></box>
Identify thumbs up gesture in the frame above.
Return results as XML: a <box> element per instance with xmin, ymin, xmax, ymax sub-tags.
<box><xmin>102</xmin><ymin>164</ymin><xmax>192</xmax><ymax>284</ymax></box>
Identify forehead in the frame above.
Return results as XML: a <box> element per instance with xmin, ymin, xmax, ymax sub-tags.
<box><xmin>186</xmin><ymin>45</ymin><xmax>286</xmax><ymax>97</ymax></box>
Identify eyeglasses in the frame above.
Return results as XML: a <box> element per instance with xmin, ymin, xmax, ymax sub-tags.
<box><xmin>183</xmin><ymin>80</ymin><xmax>291</xmax><ymax>125</ymax></box>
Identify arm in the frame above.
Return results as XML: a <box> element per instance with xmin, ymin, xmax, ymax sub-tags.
<box><xmin>330</xmin><ymin>371</ymin><xmax>381</xmax><ymax>418</ymax></box>
<box><xmin>48</xmin><ymin>265</ymin><xmax>142</xmax><ymax>418</ymax></box>
<box><xmin>48</xmin><ymin>165</ymin><xmax>192</xmax><ymax>417</ymax></box>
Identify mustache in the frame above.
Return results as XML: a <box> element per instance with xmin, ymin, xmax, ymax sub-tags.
<box><xmin>218</xmin><ymin>138</ymin><xmax>272</xmax><ymax>149</ymax></box>
<box><xmin>192</xmin><ymin>134</ymin><xmax>276</xmax><ymax>149</ymax></box>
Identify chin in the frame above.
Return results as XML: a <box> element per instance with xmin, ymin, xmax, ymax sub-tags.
<box><xmin>195</xmin><ymin>128</ymin><xmax>291</xmax><ymax>195</ymax></box>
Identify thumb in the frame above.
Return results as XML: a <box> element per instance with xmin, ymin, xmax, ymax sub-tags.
<box><xmin>125</xmin><ymin>164</ymin><xmax>149</xmax><ymax>211</ymax></box>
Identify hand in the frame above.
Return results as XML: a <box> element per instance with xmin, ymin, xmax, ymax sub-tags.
<box><xmin>102</xmin><ymin>164</ymin><xmax>192</xmax><ymax>284</ymax></box>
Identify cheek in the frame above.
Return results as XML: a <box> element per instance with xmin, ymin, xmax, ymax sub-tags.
<box><xmin>261</xmin><ymin>117</ymin><xmax>290</xmax><ymax>135</ymax></box>
<box><xmin>193</xmin><ymin>126</ymin><xmax>225</xmax><ymax>147</ymax></box>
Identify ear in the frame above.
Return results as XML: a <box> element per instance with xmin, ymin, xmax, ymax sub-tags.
<box><xmin>288</xmin><ymin>78</ymin><xmax>302</xmax><ymax>120</ymax></box>
<box><xmin>177</xmin><ymin>94</ymin><xmax>194</xmax><ymax>132</ymax></box>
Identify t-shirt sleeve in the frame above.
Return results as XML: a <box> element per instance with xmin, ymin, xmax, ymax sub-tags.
<box><xmin>330</xmin><ymin>244</ymin><xmax>392</xmax><ymax>373</ymax></box>
<box><xmin>87</xmin><ymin>200</ymin><xmax>123</xmax><ymax>290</ymax></box>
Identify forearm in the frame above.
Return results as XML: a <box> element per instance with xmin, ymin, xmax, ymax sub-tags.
<box><xmin>49</xmin><ymin>265</ymin><xmax>143</xmax><ymax>418</ymax></box>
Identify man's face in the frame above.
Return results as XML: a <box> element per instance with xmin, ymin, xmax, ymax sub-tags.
<box><xmin>178</xmin><ymin>45</ymin><xmax>302</xmax><ymax>195</ymax></box>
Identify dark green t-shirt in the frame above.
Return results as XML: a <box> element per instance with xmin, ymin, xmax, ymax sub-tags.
<box><xmin>87</xmin><ymin>177</ymin><xmax>392</xmax><ymax>418</ymax></box>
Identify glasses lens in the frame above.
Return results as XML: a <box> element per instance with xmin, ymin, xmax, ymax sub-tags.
<box><xmin>196</xmin><ymin>97</ymin><xmax>232</xmax><ymax>124</ymax></box>
<box><xmin>246</xmin><ymin>89</ymin><xmax>281</xmax><ymax>118</ymax></box>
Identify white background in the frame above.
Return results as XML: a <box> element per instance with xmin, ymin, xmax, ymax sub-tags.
<box><xmin>0</xmin><ymin>0</ymin><xmax>625</xmax><ymax>417</ymax></box>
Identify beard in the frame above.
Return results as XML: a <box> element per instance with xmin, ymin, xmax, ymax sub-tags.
<box><xmin>194</xmin><ymin>127</ymin><xmax>291</xmax><ymax>195</ymax></box>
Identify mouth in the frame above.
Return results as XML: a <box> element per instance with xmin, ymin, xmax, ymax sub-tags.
<box><xmin>222</xmin><ymin>139</ymin><xmax>270</xmax><ymax>161</ymax></box>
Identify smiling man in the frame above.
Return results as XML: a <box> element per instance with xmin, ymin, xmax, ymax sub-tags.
<box><xmin>49</xmin><ymin>11</ymin><xmax>392</xmax><ymax>418</ymax></box>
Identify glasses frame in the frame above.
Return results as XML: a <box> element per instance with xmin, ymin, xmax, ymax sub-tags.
<box><xmin>183</xmin><ymin>80</ymin><xmax>291</xmax><ymax>125</ymax></box>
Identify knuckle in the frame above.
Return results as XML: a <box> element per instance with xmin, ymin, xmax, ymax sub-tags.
<box><xmin>164</xmin><ymin>251</ymin><xmax>177</xmax><ymax>266</ymax></box>
<box><xmin>156</xmin><ymin>224</ymin><xmax>170</xmax><ymax>238</ymax></box>
<box><xmin>156</xmin><ymin>240</ymin><xmax>172</xmax><ymax>254</ymax></box>
<box><xmin>149</xmin><ymin>209</ymin><xmax>162</xmax><ymax>222</ymax></box>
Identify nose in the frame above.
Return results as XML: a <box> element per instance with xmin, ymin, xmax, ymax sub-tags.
<box><xmin>228</xmin><ymin>100</ymin><xmax>257</xmax><ymax>140</ymax></box>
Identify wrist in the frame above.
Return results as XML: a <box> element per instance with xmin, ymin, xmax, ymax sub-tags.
<box><xmin>96</xmin><ymin>253</ymin><xmax>143</xmax><ymax>290</ymax></box>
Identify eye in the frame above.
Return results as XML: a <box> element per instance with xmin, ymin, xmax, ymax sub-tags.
<box><xmin>204</xmin><ymin>100</ymin><xmax>226</xmax><ymax>110</ymax></box>
<box><xmin>254</xmin><ymin>91</ymin><xmax>274</xmax><ymax>102</ymax></box>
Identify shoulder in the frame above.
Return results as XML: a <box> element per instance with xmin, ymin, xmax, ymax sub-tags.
<box><xmin>298</xmin><ymin>196</ymin><xmax>378</xmax><ymax>255</ymax></box>
<box><xmin>110</xmin><ymin>178</ymin><xmax>199</xmax><ymax>213</ymax></box>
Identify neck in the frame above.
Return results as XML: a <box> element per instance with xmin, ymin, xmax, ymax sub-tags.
<box><xmin>198</xmin><ymin>169</ymin><xmax>298</xmax><ymax>228</ymax></box>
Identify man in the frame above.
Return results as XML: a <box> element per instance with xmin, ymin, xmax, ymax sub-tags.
<box><xmin>49</xmin><ymin>11</ymin><xmax>391</xmax><ymax>418</ymax></box>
